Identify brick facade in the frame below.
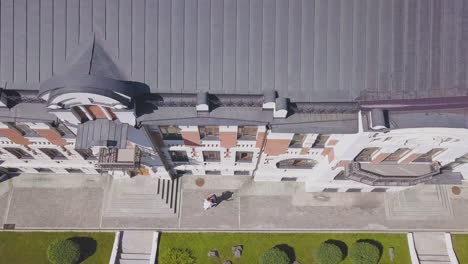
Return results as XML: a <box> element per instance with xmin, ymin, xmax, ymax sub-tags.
<box><xmin>220</xmin><ymin>132</ymin><xmax>237</xmax><ymax>148</ymax></box>
<box><xmin>264</xmin><ymin>139</ymin><xmax>290</xmax><ymax>155</ymax></box>
<box><xmin>181</xmin><ymin>131</ymin><xmax>201</xmax><ymax>146</ymax></box>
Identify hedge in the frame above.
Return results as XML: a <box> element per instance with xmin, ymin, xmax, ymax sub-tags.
<box><xmin>316</xmin><ymin>241</ymin><xmax>345</xmax><ymax>264</ymax></box>
<box><xmin>259</xmin><ymin>247</ymin><xmax>290</xmax><ymax>264</ymax></box>
<box><xmin>47</xmin><ymin>239</ymin><xmax>80</xmax><ymax>264</ymax></box>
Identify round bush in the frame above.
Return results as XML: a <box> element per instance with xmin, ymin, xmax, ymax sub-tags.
<box><xmin>159</xmin><ymin>248</ymin><xmax>195</xmax><ymax>264</ymax></box>
<box><xmin>47</xmin><ymin>239</ymin><xmax>80</xmax><ymax>264</ymax></box>
<box><xmin>259</xmin><ymin>247</ymin><xmax>290</xmax><ymax>264</ymax></box>
<box><xmin>316</xmin><ymin>242</ymin><xmax>344</xmax><ymax>264</ymax></box>
<box><xmin>349</xmin><ymin>241</ymin><xmax>380</xmax><ymax>264</ymax></box>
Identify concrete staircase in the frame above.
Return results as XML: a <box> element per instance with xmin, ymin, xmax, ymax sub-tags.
<box><xmin>103</xmin><ymin>176</ymin><xmax>180</xmax><ymax>218</ymax></box>
<box><xmin>413</xmin><ymin>232</ymin><xmax>451</xmax><ymax>264</ymax></box>
<box><xmin>156</xmin><ymin>177</ymin><xmax>180</xmax><ymax>214</ymax></box>
<box><xmin>117</xmin><ymin>231</ymin><xmax>153</xmax><ymax>264</ymax></box>
<box><xmin>385</xmin><ymin>185</ymin><xmax>453</xmax><ymax>220</ymax></box>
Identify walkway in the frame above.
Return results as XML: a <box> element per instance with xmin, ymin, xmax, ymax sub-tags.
<box><xmin>117</xmin><ymin>231</ymin><xmax>153</xmax><ymax>264</ymax></box>
<box><xmin>0</xmin><ymin>174</ymin><xmax>468</xmax><ymax>231</ymax></box>
<box><xmin>413</xmin><ymin>232</ymin><xmax>451</xmax><ymax>264</ymax></box>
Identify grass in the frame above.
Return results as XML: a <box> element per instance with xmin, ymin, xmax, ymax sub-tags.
<box><xmin>452</xmin><ymin>234</ymin><xmax>468</xmax><ymax>264</ymax></box>
<box><xmin>158</xmin><ymin>232</ymin><xmax>411</xmax><ymax>264</ymax></box>
<box><xmin>0</xmin><ymin>231</ymin><xmax>115</xmax><ymax>264</ymax></box>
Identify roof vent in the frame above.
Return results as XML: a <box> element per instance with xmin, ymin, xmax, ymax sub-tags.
<box><xmin>196</xmin><ymin>92</ymin><xmax>209</xmax><ymax>112</ymax></box>
<box><xmin>263</xmin><ymin>90</ymin><xmax>277</xmax><ymax>109</ymax></box>
<box><xmin>369</xmin><ymin>109</ymin><xmax>388</xmax><ymax>130</ymax></box>
<box><xmin>274</xmin><ymin>97</ymin><xmax>288</xmax><ymax>118</ymax></box>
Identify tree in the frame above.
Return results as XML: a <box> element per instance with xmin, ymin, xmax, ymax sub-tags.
<box><xmin>47</xmin><ymin>239</ymin><xmax>80</xmax><ymax>264</ymax></box>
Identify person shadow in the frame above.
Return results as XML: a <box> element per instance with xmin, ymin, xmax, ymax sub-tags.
<box><xmin>216</xmin><ymin>191</ymin><xmax>234</xmax><ymax>205</ymax></box>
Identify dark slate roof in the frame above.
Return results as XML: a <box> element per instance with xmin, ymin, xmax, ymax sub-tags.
<box><xmin>75</xmin><ymin>119</ymin><xmax>128</xmax><ymax>149</ymax></box>
<box><xmin>0</xmin><ymin>103</ymin><xmax>56</xmax><ymax>123</ymax></box>
<box><xmin>1</xmin><ymin>0</ymin><xmax>467</xmax><ymax>102</ymax></box>
<box><xmin>388</xmin><ymin>108</ymin><xmax>468</xmax><ymax>129</ymax></box>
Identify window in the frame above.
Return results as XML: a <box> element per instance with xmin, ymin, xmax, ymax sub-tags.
<box><xmin>413</xmin><ymin>148</ymin><xmax>446</xmax><ymax>163</ymax></box>
<box><xmin>176</xmin><ymin>170</ymin><xmax>193</xmax><ymax>175</ymax></box>
<box><xmin>15</xmin><ymin>123</ymin><xmax>39</xmax><ymax>137</ymax></box>
<box><xmin>4</xmin><ymin>148</ymin><xmax>33</xmax><ymax>159</ymax></box>
<box><xmin>280</xmin><ymin>177</ymin><xmax>297</xmax><ymax>181</ymax></box>
<box><xmin>354</xmin><ymin>147</ymin><xmax>380</xmax><ymax>162</ymax></box>
<box><xmin>203</xmin><ymin>151</ymin><xmax>221</xmax><ymax>162</ymax></box>
<box><xmin>199</xmin><ymin>126</ymin><xmax>219</xmax><ymax>139</ymax></box>
<box><xmin>39</xmin><ymin>148</ymin><xmax>67</xmax><ymax>160</ymax></box>
<box><xmin>235</xmin><ymin>151</ymin><xmax>253</xmax><ymax>162</ymax></box>
<box><xmin>323</xmin><ymin>188</ymin><xmax>339</xmax><ymax>192</ymax></box>
<box><xmin>443</xmin><ymin>153</ymin><xmax>468</xmax><ymax>170</ymax></box>
<box><xmin>289</xmin><ymin>133</ymin><xmax>306</xmax><ymax>148</ymax></box>
<box><xmin>333</xmin><ymin>171</ymin><xmax>346</xmax><ymax>180</ymax></box>
<box><xmin>234</xmin><ymin>170</ymin><xmax>250</xmax><ymax>176</ymax></box>
<box><xmin>65</xmin><ymin>168</ymin><xmax>83</xmax><ymax>173</ymax></box>
<box><xmin>371</xmin><ymin>188</ymin><xmax>387</xmax><ymax>192</ymax></box>
<box><xmin>6</xmin><ymin>168</ymin><xmax>23</xmax><ymax>173</ymax></box>
<box><xmin>76</xmin><ymin>149</ymin><xmax>96</xmax><ymax>160</ymax></box>
<box><xmin>346</xmin><ymin>188</ymin><xmax>361</xmax><ymax>192</ymax></box>
<box><xmin>382</xmin><ymin>148</ymin><xmax>411</xmax><ymax>162</ymax></box>
<box><xmin>55</xmin><ymin>123</ymin><xmax>75</xmax><ymax>137</ymax></box>
<box><xmin>312</xmin><ymin>134</ymin><xmax>330</xmax><ymax>148</ymax></box>
<box><xmin>237</xmin><ymin>126</ymin><xmax>258</xmax><ymax>140</ymax></box>
<box><xmin>276</xmin><ymin>159</ymin><xmax>316</xmax><ymax>169</ymax></box>
<box><xmin>35</xmin><ymin>168</ymin><xmax>54</xmax><ymax>173</ymax></box>
<box><xmin>159</xmin><ymin>125</ymin><xmax>182</xmax><ymax>140</ymax></box>
<box><xmin>169</xmin><ymin>150</ymin><xmax>189</xmax><ymax>162</ymax></box>
<box><xmin>206</xmin><ymin>170</ymin><xmax>221</xmax><ymax>175</ymax></box>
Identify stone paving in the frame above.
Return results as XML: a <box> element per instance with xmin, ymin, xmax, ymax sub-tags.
<box><xmin>0</xmin><ymin>173</ymin><xmax>467</xmax><ymax>231</ymax></box>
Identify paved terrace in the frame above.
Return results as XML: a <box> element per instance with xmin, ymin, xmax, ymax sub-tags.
<box><xmin>0</xmin><ymin>174</ymin><xmax>467</xmax><ymax>231</ymax></box>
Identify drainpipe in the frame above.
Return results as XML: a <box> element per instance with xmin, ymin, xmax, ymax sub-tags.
<box><xmin>251</xmin><ymin>123</ymin><xmax>271</xmax><ymax>178</ymax></box>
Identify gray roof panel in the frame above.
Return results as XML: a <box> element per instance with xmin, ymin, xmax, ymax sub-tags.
<box><xmin>0</xmin><ymin>0</ymin><xmax>467</xmax><ymax>102</ymax></box>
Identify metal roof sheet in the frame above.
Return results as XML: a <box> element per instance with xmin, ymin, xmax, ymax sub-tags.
<box><xmin>0</xmin><ymin>0</ymin><xmax>467</xmax><ymax>102</ymax></box>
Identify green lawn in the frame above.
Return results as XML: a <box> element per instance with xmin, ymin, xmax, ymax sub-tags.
<box><xmin>0</xmin><ymin>231</ymin><xmax>115</xmax><ymax>264</ymax></box>
<box><xmin>159</xmin><ymin>232</ymin><xmax>411</xmax><ymax>264</ymax></box>
<box><xmin>452</xmin><ymin>234</ymin><xmax>468</xmax><ymax>264</ymax></box>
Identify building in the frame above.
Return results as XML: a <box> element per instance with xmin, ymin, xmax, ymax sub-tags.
<box><xmin>0</xmin><ymin>0</ymin><xmax>467</xmax><ymax>192</ymax></box>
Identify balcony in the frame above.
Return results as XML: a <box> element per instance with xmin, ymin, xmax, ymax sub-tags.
<box><xmin>98</xmin><ymin>147</ymin><xmax>141</xmax><ymax>170</ymax></box>
<box><xmin>344</xmin><ymin>162</ymin><xmax>450</xmax><ymax>186</ymax></box>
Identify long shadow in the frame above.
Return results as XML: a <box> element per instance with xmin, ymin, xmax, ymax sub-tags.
<box><xmin>274</xmin><ymin>244</ymin><xmax>296</xmax><ymax>262</ymax></box>
<box><xmin>217</xmin><ymin>191</ymin><xmax>234</xmax><ymax>205</ymax></box>
<box><xmin>68</xmin><ymin>237</ymin><xmax>97</xmax><ymax>263</ymax></box>
<box><xmin>324</xmin><ymin>239</ymin><xmax>348</xmax><ymax>259</ymax></box>
<box><xmin>356</xmin><ymin>239</ymin><xmax>383</xmax><ymax>261</ymax></box>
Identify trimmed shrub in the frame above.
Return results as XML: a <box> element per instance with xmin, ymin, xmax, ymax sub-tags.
<box><xmin>47</xmin><ymin>239</ymin><xmax>80</xmax><ymax>264</ymax></box>
<box><xmin>349</xmin><ymin>241</ymin><xmax>381</xmax><ymax>264</ymax></box>
<box><xmin>316</xmin><ymin>241</ymin><xmax>345</xmax><ymax>264</ymax></box>
<box><xmin>159</xmin><ymin>248</ymin><xmax>195</xmax><ymax>264</ymax></box>
<box><xmin>259</xmin><ymin>247</ymin><xmax>290</xmax><ymax>264</ymax></box>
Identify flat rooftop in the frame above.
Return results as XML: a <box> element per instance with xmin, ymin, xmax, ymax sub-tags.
<box><xmin>0</xmin><ymin>0</ymin><xmax>467</xmax><ymax>102</ymax></box>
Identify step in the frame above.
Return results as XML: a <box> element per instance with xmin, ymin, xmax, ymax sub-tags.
<box><xmin>120</xmin><ymin>253</ymin><xmax>151</xmax><ymax>260</ymax></box>
<box><xmin>121</xmin><ymin>231</ymin><xmax>153</xmax><ymax>252</ymax></box>
<box><xmin>418</xmin><ymin>254</ymin><xmax>451</xmax><ymax>261</ymax></box>
<box><xmin>166</xmin><ymin>179</ymin><xmax>173</xmax><ymax>205</ymax></box>
<box><xmin>106</xmin><ymin>201</ymin><xmax>172</xmax><ymax>209</ymax></box>
<box><xmin>104</xmin><ymin>208</ymin><xmax>176</xmax><ymax>215</ymax></box>
<box><xmin>420</xmin><ymin>261</ymin><xmax>450</xmax><ymax>264</ymax></box>
<box><xmin>118</xmin><ymin>259</ymin><xmax>150</xmax><ymax>264</ymax></box>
